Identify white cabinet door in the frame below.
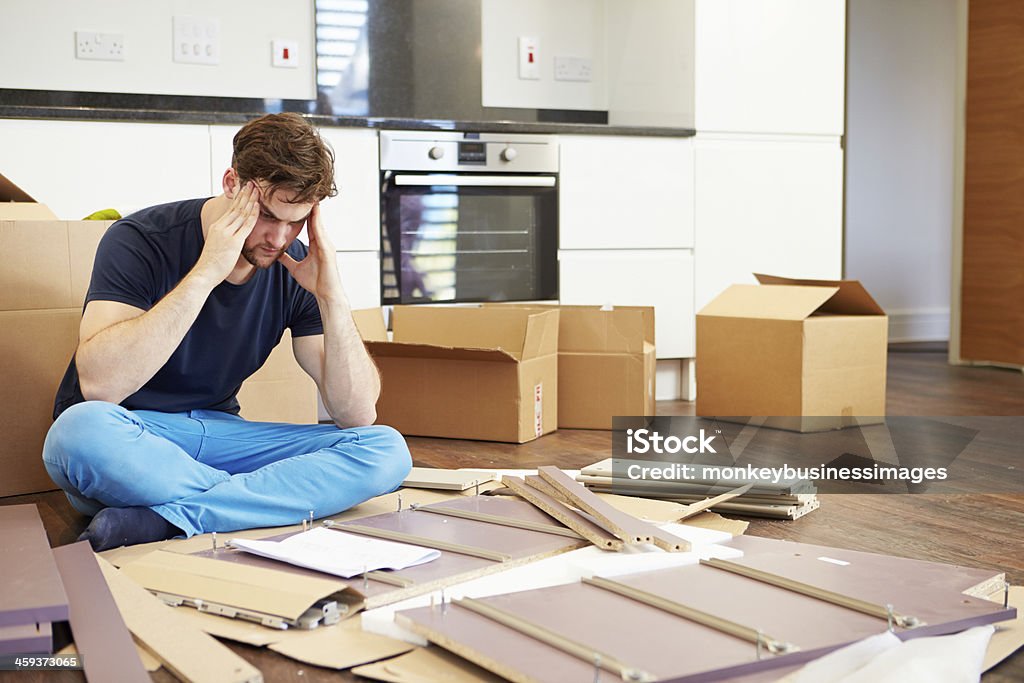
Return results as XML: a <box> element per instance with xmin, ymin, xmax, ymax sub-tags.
<box><xmin>559</xmin><ymin>135</ymin><xmax>694</xmax><ymax>250</ymax></box>
<box><xmin>694</xmin><ymin>0</ymin><xmax>845</xmax><ymax>135</ymax></box>
<box><xmin>0</xmin><ymin>119</ymin><xmax>211</xmax><ymax>219</ymax></box>
<box><xmin>210</xmin><ymin>125</ymin><xmax>380</xmax><ymax>252</ymax></box>
<box><xmin>694</xmin><ymin>135</ymin><xmax>843</xmax><ymax>311</ymax></box>
<box><xmin>559</xmin><ymin>249</ymin><xmax>695</xmax><ymax>358</ymax></box>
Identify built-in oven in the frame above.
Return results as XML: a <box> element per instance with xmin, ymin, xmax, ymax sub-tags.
<box><xmin>379</xmin><ymin>131</ymin><xmax>559</xmax><ymax>304</ymax></box>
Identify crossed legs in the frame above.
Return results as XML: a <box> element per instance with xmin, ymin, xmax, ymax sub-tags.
<box><xmin>42</xmin><ymin>401</ymin><xmax>412</xmax><ymax>548</ymax></box>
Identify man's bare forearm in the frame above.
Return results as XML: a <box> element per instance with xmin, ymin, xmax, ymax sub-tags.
<box><xmin>318</xmin><ymin>299</ymin><xmax>381</xmax><ymax>428</ymax></box>
<box><xmin>77</xmin><ymin>270</ymin><xmax>218</xmax><ymax>403</ymax></box>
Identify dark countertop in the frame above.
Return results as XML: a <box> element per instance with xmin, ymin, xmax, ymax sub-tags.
<box><xmin>0</xmin><ymin>90</ymin><xmax>695</xmax><ymax>138</ymax></box>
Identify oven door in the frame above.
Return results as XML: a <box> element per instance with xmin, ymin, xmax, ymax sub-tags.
<box><xmin>381</xmin><ymin>172</ymin><xmax>559</xmax><ymax>304</ymax></box>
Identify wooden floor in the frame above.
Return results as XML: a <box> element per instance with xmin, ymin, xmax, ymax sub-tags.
<box><xmin>3</xmin><ymin>344</ymin><xmax>1023</xmax><ymax>682</ymax></box>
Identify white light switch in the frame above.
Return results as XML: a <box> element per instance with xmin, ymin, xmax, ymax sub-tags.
<box><xmin>173</xmin><ymin>16</ymin><xmax>220</xmax><ymax>66</ymax></box>
<box><xmin>518</xmin><ymin>36</ymin><xmax>540</xmax><ymax>80</ymax></box>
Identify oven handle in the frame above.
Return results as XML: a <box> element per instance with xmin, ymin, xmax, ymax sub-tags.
<box><xmin>393</xmin><ymin>174</ymin><xmax>556</xmax><ymax>188</ymax></box>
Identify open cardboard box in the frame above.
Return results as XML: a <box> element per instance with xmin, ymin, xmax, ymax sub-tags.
<box><xmin>0</xmin><ymin>177</ymin><xmax>317</xmax><ymax>497</ymax></box>
<box><xmin>696</xmin><ymin>273</ymin><xmax>888</xmax><ymax>432</ymax></box>
<box><xmin>352</xmin><ymin>306</ymin><xmax>559</xmax><ymax>443</ymax></box>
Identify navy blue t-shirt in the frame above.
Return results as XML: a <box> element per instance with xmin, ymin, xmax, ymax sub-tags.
<box><xmin>53</xmin><ymin>197</ymin><xmax>323</xmax><ymax>418</ymax></box>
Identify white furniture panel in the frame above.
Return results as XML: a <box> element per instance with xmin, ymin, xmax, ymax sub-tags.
<box><xmin>209</xmin><ymin>125</ymin><xmax>380</xmax><ymax>252</ymax></box>
<box><xmin>559</xmin><ymin>135</ymin><xmax>694</xmax><ymax>249</ymax></box>
<box><xmin>335</xmin><ymin>250</ymin><xmax>381</xmax><ymax>311</ymax></box>
<box><xmin>0</xmin><ymin>119</ymin><xmax>211</xmax><ymax>219</ymax></box>
<box><xmin>694</xmin><ymin>135</ymin><xmax>843</xmax><ymax>311</ymax></box>
<box><xmin>694</xmin><ymin>0</ymin><xmax>845</xmax><ymax>135</ymax></box>
<box><xmin>559</xmin><ymin>249</ymin><xmax>695</xmax><ymax>358</ymax></box>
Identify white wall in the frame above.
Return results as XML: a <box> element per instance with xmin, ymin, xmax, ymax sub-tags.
<box><xmin>0</xmin><ymin>0</ymin><xmax>315</xmax><ymax>100</ymax></box>
<box><xmin>480</xmin><ymin>0</ymin><xmax>607</xmax><ymax>111</ymax></box>
<box><xmin>845</xmin><ymin>0</ymin><xmax>957</xmax><ymax>342</ymax></box>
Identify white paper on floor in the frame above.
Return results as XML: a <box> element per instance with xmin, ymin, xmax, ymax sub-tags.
<box><xmin>780</xmin><ymin>625</ymin><xmax>995</xmax><ymax>683</ymax></box>
<box><xmin>362</xmin><ymin>521</ymin><xmax>741</xmax><ymax>645</ymax></box>
<box><xmin>229</xmin><ymin>526</ymin><xmax>440</xmax><ymax>578</ymax></box>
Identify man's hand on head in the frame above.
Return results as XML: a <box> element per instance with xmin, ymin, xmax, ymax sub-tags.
<box><xmin>195</xmin><ymin>181</ymin><xmax>260</xmax><ymax>285</ymax></box>
<box><xmin>278</xmin><ymin>203</ymin><xmax>346</xmax><ymax>307</ymax></box>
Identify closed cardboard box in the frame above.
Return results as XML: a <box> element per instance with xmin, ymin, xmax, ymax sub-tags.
<box><xmin>0</xmin><ymin>202</ymin><xmax>316</xmax><ymax>497</ymax></box>
<box><xmin>486</xmin><ymin>305</ymin><xmax>655</xmax><ymax>429</ymax></box>
<box><xmin>354</xmin><ymin>306</ymin><xmax>559</xmax><ymax>443</ymax></box>
<box><xmin>696</xmin><ymin>274</ymin><xmax>887</xmax><ymax>432</ymax></box>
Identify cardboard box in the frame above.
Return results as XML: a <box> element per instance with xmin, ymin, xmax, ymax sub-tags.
<box><xmin>696</xmin><ymin>274</ymin><xmax>888</xmax><ymax>432</ymax></box>
<box><xmin>0</xmin><ymin>190</ymin><xmax>316</xmax><ymax>497</ymax></box>
<box><xmin>485</xmin><ymin>305</ymin><xmax>655</xmax><ymax>429</ymax></box>
<box><xmin>353</xmin><ymin>306</ymin><xmax>559</xmax><ymax>443</ymax></box>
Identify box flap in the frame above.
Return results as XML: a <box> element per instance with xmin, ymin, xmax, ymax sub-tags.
<box><xmin>351</xmin><ymin>308</ymin><xmax>387</xmax><ymax>342</ymax></box>
<box><xmin>392</xmin><ymin>306</ymin><xmax>530</xmax><ymax>354</ymax></box>
<box><xmin>755</xmin><ymin>273</ymin><xmax>886</xmax><ymax>315</ymax></box>
<box><xmin>0</xmin><ymin>173</ymin><xmax>36</xmax><ymax>203</ymax></box>
<box><xmin>0</xmin><ymin>204</ymin><xmax>59</xmax><ymax>220</ymax></box>
<box><xmin>698</xmin><ymin>284</ymin><xmax>839</xmax><ymax>321</ymax></box>
<box><xmin>365</xmin><ymin>340</ymin><xmax>519</xmax><ymax>363</ymax></box>
<box><xmin>520</xmin><ymin>309</ymin><xmax>559</xmax><ymax>359</ymax></box>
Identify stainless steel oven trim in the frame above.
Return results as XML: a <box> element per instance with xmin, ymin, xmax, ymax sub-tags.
<box><xmin>393</xmin><ymin>174</ymin><xmax>557</xmax><ymax>188</ymax></box>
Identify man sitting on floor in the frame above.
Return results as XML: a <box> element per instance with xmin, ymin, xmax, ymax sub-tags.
<box><xmin>43</xmin><ymin>113</ymin><xmax>411</xmax><ymax>551</ymax></box>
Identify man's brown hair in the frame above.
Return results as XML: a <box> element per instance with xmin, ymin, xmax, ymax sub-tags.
<box><xmin>232</xmin><ymin>113</ymin><xmax>338</xmax><ymax>204</ymax></box>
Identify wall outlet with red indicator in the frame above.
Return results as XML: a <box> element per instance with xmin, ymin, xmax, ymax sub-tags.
<box><xmin>518</xmin><ymin>36</ymin><xmax>540</xmax><ymax>80</ymax></box>
<box><xmin>272</xmin><ymin>39</ymin><xmax>299</xmax><ymax>68</ymax></box>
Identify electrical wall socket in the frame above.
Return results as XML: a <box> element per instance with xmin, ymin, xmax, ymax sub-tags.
<box><xmin>554</xmin><ymin>56</ymin><xmax>592</xmax><ymax>82</ymax></box>
<box><xmin>173</xmin><ymin>16</ymin><xmax>220</xmax><ymax>66</ymax></box>
<box><xmin>75</xmin><ymin>31</ymin><xmax>125</xmax><ymax>61</ymax></box>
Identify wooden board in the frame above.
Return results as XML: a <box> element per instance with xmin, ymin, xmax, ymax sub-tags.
<box><xmin>192</xmin><ymin>496</ymin><xmax>586</xmax><ymax>609</ymax></box>
<box><xmin>0</xmin><ymin>504</ymin><xmax>68</xmax><ymax>627</ymax></box>
<box><xmin>52</xmin><ymin>541</ymin><xmax>150</xmax><ymax>683</ymax></box>
<box><xmin>397</xmin><ymin>537</ymin><xmax>1017</xmax><ymax>682</ymax></box>
<box><xmin>403</xmin><ymin>467</ymin><xmax>497</xmax><ymax>491</ymax></box>
<box><xmin>539</xmin><ymin>466</ymin><xmax>694</xmax><ymax>551</ymax></box>
<box><xmin>503</xmin><ymin>475</ymin><xmax>623</xmax><ymax>550</ymax></box>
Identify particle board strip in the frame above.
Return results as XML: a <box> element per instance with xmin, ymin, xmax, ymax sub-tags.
<box><xmin>582</xmin><ymin>576</ymin><xmax>796</xmax><ymax>655</ymax></box>
<box><xmin>503</xmin><ymin>476</ymin><xmax>623</xmax><ymax>551</ymax></box>
<box><xmin>326</xmin><ymin>522</ymin><xmax>511</xmax><ymax>562</ymax></box>
<box><xmin>538</xmin><ymin>466</ymin><xmax>691</xmax><ymax>550</ymax></box>
<box><xmin>700</xmin><ymin>558</ymin><xmax>922</xmax><ymax>629</ymax></box>
<box><xmin>52</xmin><ymin>542</ymin><xmax>150</xmax><ymax>683</ymax></box>
<box><xmin>96</xmin><ymin>555</ymin><xmax>262</xmax><ymax>683</ymax></box>
<box><xmin>410</xmin><ymin>503</ymin><xmax>584</xmax><ymax>540</ymax></box>
<box><xmin>676</xmin><ymin>483</ymin><xmax>755</xmax><ymax>520</ymax></box>
<box><xmin>454</xmin><ymin>597</ymin><xmax>656</xmax><ymax>682</ymax></box>
<box><xmin>0</xmin><ymin>504</ymin><xmax>69</xmax><ymax>627</ymax></box>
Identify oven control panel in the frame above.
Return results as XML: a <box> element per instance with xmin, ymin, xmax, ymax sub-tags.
<box><xmin>380</xmin><ymin>131</ymin><xmax>559</xmax><ymax>173</ymax></box>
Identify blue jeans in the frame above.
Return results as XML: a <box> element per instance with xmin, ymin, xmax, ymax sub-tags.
<box><xmin>41</xmin><ymin>401</ymin><xmax>412</xmax><ymax>537</ymax></box>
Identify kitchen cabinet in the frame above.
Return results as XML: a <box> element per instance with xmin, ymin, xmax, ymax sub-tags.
<box><xmin>694</xmin><ymin>135</ymin><xmax>843</xmax><ymax>311</ymax></box>
<box><xmin>0</xmin><ymin>118</ymin><xmax>211</xmax><ymax>219</ymax></box>
<box><xmin>558</xmin><ymin>134</ymin><xmax>696</xmax><ymax>367</ymax></box>
<box><xmin>606</xmin><ymin>0</ymin><xmax>845</xmax><ymax>136</ymax></box>
<box><xmin>559</xmin><ymin>135</ymin><xmax>694</xmax><ymax>249</ymax></box>
<box><xmin>693</xmin><ymin>0</ymin><xmax>845</xmax><ymax>135</ymax></box>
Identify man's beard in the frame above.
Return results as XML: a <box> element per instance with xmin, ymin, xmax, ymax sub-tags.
<box><xmin>242</xmin><ymin>244</ymin><xmax>285</xmax><ymax>269</ymax></box>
